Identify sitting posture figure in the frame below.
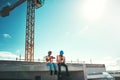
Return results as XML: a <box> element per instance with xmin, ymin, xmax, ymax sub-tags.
<box><xmin>56</xmin><ymin>50</ymin><xmax>69</xmax><ymax>77</ymax></box>
<box><xmin>46</xmin><ymin>51</ymin><xmax>57</xmax><ymax>75</ymax></box>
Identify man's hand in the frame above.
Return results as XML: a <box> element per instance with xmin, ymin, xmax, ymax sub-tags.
<box><xmin>51</xmin><ymin>56</ymin><xmax>55</xmax><ymax>59</ymax></box>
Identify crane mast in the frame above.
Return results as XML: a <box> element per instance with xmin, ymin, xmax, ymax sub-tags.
<box><xmin>25</xmin><ymin>0</ymin><xmax>35</xmax><ymax>62</ymax></box>
<box><xmin>25</xmin><ymin>0</ymin><xmax>43</xmax><ymax>62</ymax></box>
<box><xmin>0</xmin><ymin>0</ymin><xmax>43</xmax><ymax>62</ymax></box>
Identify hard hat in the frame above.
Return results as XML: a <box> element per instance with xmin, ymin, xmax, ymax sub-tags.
<box><xmin>60</xmin><ymin>50</ymin><xmax>64</xmax><ymax>55</ymax></box>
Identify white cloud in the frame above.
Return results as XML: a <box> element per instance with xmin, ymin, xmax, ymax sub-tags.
<box><xmin>94</xmin><ymin>56</ymin><xmax>120</xmax><ymax>70</ymax></box>
<box><xmin>0</xmin><ymin>51</ymin><xmax>19</xmax><ymax>60</ymax></box>
<box><xmin>3</xmin><ymin>34</ymin><xmax>11</xmax><ymax>38</ymax></box>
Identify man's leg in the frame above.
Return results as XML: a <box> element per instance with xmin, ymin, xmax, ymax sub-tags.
<box><xmin>58</xmin><ymin>63</ymin><xmax>62</xmax><ymax>77</ymax></box>
<box><xmin>47</xmin><ymin>62</ymin><xmax>53</xmax><ymax>75</ymax></box>
<box><xmin>52</xmin><ymin>63</ymin><xmax>57</xmax><ymax>75</ymax></box>
<box><xmin>62</xmin><ymin>63</ymin><xmax>69</xmax><ymax>76</ymax></box>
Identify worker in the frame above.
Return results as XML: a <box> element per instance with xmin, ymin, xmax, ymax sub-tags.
<box><xmin>46</xmin><ymin>51</ymin><xmax>57</xmax><ymax>75</ymax></box>
<box><xmin>56</xmin><ymin>50</ymin><xmax>69</xmax><ymax>77</ymax></box>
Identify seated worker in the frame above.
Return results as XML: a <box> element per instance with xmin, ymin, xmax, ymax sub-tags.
<box><xmin>46</xmin><ymin>51</ymin><xmax>57</xmax><ymax>75</ymax></box>
<box><xmin>56</xmin><ymin>50</ymin><xmax>69</xmax><ymax>77</ymax></box>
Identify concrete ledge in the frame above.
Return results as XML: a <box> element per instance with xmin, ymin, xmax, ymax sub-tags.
<box><xmin>0</xmin><ymin>60</ymin><xmax>83</xmax><ymax>71</ymax></box>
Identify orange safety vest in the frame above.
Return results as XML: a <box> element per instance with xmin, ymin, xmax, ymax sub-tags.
<box><xmin>57</xmin><ymin>55</ymin><xmax>65</xmax><ymax>63</ymax></box>
<box><xmin>46</xmin><ymin>55</ymin><xmax>54</xmax><ymax>63</ymax></box>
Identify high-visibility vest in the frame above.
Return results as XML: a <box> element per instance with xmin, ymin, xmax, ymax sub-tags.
<box><xmin>46</xmin><ymin>55</ymin><xmax>54</xmax><ymax>63</ymax></box>
<box><xmin>57</xmin><ymin>55</ymin><xmax>65</xmax><ymax>63</ymax></box>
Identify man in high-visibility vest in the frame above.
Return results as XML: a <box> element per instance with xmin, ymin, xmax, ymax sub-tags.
<box><xmin>56</xmin><ymin>50</ymin><xmax>69</xmax><ymax>77</ymax></box>
<box><xmin>46</xmin><ymin>51</ymin><xmax>57</xmax><ymax>75</ymax></box>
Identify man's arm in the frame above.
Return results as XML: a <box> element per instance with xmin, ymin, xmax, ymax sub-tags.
<box><xmin>46</xmin><ymin>56</ymin><xmax>50</xmax><ymax>62</ymax></box>
<box><xmin>56</xmin><ymin>55</ymin><xmax>59</xmax><ymax>64</ymax></box>
<box><xmin>51</xmin><ymin>56</ymin><xmax>55</xmax><ymax>59</ymax></box>
<box><xmin>62</xmin><ymin>56</ymin><xmax>65</xmax><ymax>63</ymax></box>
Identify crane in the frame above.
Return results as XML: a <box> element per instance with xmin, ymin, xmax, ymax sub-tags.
<box><xmin>0</xmin><ymin>0</ymin><xmax>44</xmax><ymax>62</ymax></box>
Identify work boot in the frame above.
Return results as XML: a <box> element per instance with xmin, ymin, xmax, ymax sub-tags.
<box><xmin>66</xmin><ymin>73</ymin><xmax>70</xmax><ymax>76</ymax></box>
<box><xmin>58</xmin><ymin>74</ymin><xmax>62</xmax><ymax>78</ymax></box>
<box><xmin>50</xmin><ymin>70</ymin><xmax>53</xmax><ymax>75</ymax></box>
<box><xmin>54</xmin><ymin>70</ymin><xmax>57</xmax><ymax>75</ymax></box>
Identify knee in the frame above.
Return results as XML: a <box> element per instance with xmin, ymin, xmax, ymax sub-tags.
<box><xmin>53</xmin><ymin>63</ymin><xmax>57</xmax><ymax>67</ymax></box>
<box><xmin>53</xmin><ymin>63</ymin><xmax>56</xmax><ymax>66</ymax></box>
<box><xmin>50</xmin><ymin>63</ymin><xmax>53</xmax><ymax>66</ymax></box>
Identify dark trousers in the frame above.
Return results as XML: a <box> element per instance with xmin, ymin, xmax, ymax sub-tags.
<box><xmin>58</xmin><ymin>63</ymin><xmax>69</xmax><ymax>76</ymax></box>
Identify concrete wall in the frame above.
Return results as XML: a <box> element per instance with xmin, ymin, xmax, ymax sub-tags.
<box><xmin>115</xmin><ymin>77</ymin><xmax>120</xmax><ymax>80</ymax></box>
<box><xmin>0</xmin><ymin>60</ymin><xmax>84</xmax><ymax>80</ymax></box>
<box><xmin>0</xmin><ymin>71</ymin><xmax>85</xmax><ymax>80</ymax></box>
<box><xmin>0</xmin><ymin>61</ymin><xmax>83</xmax><ymax>71</ymax></box>
<box><xmin>0</xmin><ymin>60</ymin><xmax>106</xmax><ymax>80</ymax></box>
<box><xmin>0</xmin><ymin>71</ymin><xmax>57</xmax><ymax>80</ymax></box>
<box><xmin>86</xmin><ymin>64</ymin><xmax>106</xmax><ymax>74</ymax></box>
<box><xmin>59</xmin><ymin>71</ymin><xmax>84</xmax><ymax>80</ymax></box>
<box><xmin>85</xmin><ymin>64</ymin><xmax>110</xmax><ymax>80</ymax></box>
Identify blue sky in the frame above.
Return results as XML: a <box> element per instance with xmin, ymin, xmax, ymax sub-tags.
<box><xmin>0</xmin><ymin>0</ymin><xmax>120</xmax><ymax>70</ymax></box>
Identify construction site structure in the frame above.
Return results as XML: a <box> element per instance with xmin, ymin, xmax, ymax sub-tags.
<box><xmin>25</xmin><ymin>0</ymin><xmax>42</xmax><ymax>62</ymax></box>
<box><xmin>0</xmin><ymin>0</ymin><xmax>44</xmax><ymax>62</ymax></box>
